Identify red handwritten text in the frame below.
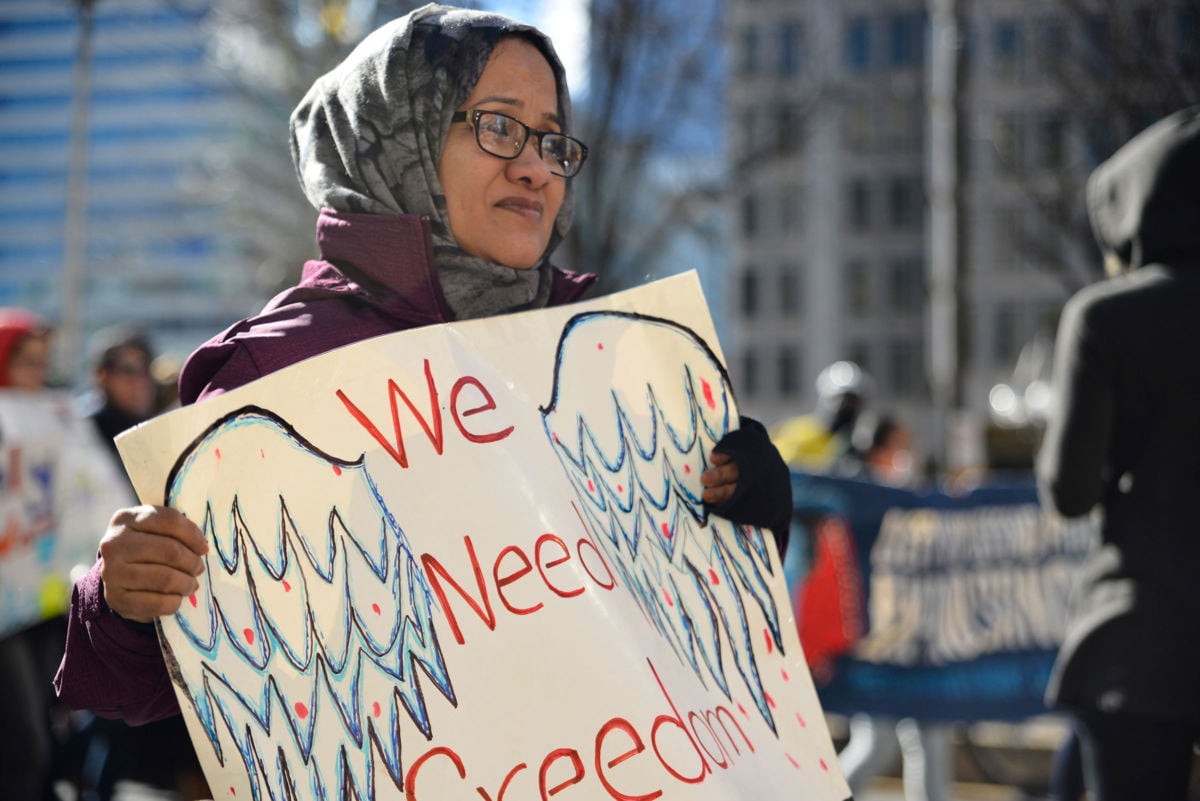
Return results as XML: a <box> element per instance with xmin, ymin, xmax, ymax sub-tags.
<box><xmin>337</xmin><ymin>360</ymin><xmax>514</xmax><ymax>468</ymax></box>
<box><xmin>421</xmin><ymin>528</ymin><xmax>617</xmax><ymax>644</ymax></box>
<box><xmin>402</xmin><ymin>658</ymin><xmax>756</xmax><ymax>800</ymax></box>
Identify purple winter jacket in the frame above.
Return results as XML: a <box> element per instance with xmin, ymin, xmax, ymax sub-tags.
<box><xmin>54</xmin><ymin>209</ymin><xmax>595</xmax><ymax>725</ymax></box>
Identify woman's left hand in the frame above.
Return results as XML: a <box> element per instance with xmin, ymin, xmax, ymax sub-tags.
<box><xmin>701</xmin><ymin>452</ymin><xmax>740</xmax><ymax>506</ymax></box>
<box><xmin>703</xmin><ymin>416</ymin><xmax>793</xmax><ymax>557</ymax></box>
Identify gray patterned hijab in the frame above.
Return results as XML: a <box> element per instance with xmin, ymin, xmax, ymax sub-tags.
<box><xmin>288</xmin><ymin>3</ymin><xmax>575</xmax><ymax>319</ymax></box>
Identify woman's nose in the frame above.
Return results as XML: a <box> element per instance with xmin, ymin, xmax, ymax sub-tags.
<box><xmin>506</xmin><ymin>139</ymin><xmax>552</xmax><ymax>186</ymax></box>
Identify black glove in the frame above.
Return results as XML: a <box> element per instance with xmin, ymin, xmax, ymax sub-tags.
<box><xmin>707</xmin><ymin>416</ymin><xmax>792</xmax><ymax>559</ymax></box>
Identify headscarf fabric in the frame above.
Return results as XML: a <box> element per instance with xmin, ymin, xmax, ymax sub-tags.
<box><xmin>289</xmin><ymin>3</ymin><xmax>576</xmax><ymax>320</ymax></box>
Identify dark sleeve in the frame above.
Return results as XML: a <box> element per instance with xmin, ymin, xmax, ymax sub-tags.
<box><xmin>54</xmin><ymin>559</ymin><xmax>181</xmax><ymax>725</ymax></box>
<box><xmin>707</xmin><ymin>416</ymin><xmax>793</xmax><ymax>559</ymax></box>
<box><xmin>1036</xmin><ymin>292</ymin><xmax>1116</xmax><ymax>517</ymax></box>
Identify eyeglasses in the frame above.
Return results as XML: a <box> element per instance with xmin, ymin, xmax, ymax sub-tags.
<box><xmin>450</xmin><ymin>109</ymin><xmax>588</xmax><ymax>178</ymax></box>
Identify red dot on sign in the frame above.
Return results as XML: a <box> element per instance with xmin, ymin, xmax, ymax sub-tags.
<box><xmin>663</xmin><ymin>588</ymin><xmax>674</xmax><ymax>607</ymax></box>
<box><xmin>373</xmin><ymin>702</ymin><xmax>382</xmax><ymax>718</ymax></box>
<box><xmin>243</xmin><ymin>628</ymin><xmax>255</xmax><ymax>645</ymax></box>
<box><xmin>738</xmin><ymin>702</ymin><xmax>748</xmax><ymax>717</ymax></box>
<box><xmin>684</xmin><ymin>464</ymin><xmax>691</xmax><ymax>474</ymax></box>
<box><xmin>787</xmin><ymin>753</ymin><xmax>800</xmax><ymax>769</ymax></box>
<box><xmin>294</xmin><ymin>702</ymin><xmax>308</xmax><ymax>719</ymax></box>
<box><xmin>260</xmin><ymin>449</ymin><xmax>265</xmax><ymax>459</ymax></box>
<box><xmin>230</xmin><ymin>788</ymin><xmax>236</xmax><ymax>797</ymax></box>
<box><xmin>766</xmin><ymin>692</ymin><xmax>776</xmax><ymax>709</ymax></box>
<box><xmin>763</xmin><ymin>629</ymin><xmax>774</xmax><ymax>653</ymax></box>
<box><xmin>701</xmin><ymin>378</ymin><xmax>716</xmax><ymax>410</ymax></box>
<box><xmin>819</xmin><ymin>758</ymin><xmax>828</xmax><ymax>772</ymax></box>
<box><xmin>796</xmin><ymin>713</ymin><xmax>807</xmax><ymax>728</ymax></box>
<box><xmin>215</xmin><ymin>448</ymin><xmax>222</xmax><ymax>460</ymax></box>
<box><xmin>587</xmin><ymin>480</ymin><xmax>594</xmax><ymax>492</ymax></box>
<box><xmin>661</xmin><ymin>522</ymin><xmax>671</xmax><ymax>538</ymax></box>
<box><xmin>781</xmin><ymin>668</ymin><xmax>790</xmax><ymax>682</ymax></box>
<box><xmin>597</xmin><ymin>342</ymin><xmax>604</xmax><ymax>350</ymax></box>
<box><xmin>617</xmin><ymin>485</ymin><xmax>624</xmax><ymax>493</ymax></box>
<box><xmin>709</xmin><ymin>569</ymin><xmax>720</xmax><ymax>585</ymax></box>
<box><xmin>371</xmin><ymin>603</ymin><xmax>381</xmax><ymax>615</ymax></box>
<box><xmin>332</xmin><ymin>465</ymin><xmax>342</xmax><ymax>476</ymax></box>
<box><xmin>282</xmin><ymin>580</ymin><xmax>291</xmax><ymax>592</ymax></box>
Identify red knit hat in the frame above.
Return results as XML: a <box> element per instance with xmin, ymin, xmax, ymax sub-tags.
<box><xmin>0</xmin><ymin>308</ymin><xmax>49</xmax><ymax>388</ymax></box>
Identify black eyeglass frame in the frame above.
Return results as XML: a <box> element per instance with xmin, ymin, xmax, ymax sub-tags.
<box><xmin>450</xmin><ymin>109</ymin><xmax>589</xmax><ymax>178</ymax></box>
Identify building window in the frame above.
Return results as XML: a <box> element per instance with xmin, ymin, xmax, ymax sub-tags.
<box><xmin>993</xmin><ymin>302</ymin><xmax>1021</xmax><ymax>364</ymax></box>
<box><xmin>779</xmin><ymin>347</ymin><xmax>800</xmax><ymax>395</ymax></box>
<box><xmin>846</xmin><ymin>259</ymin><xmax>870</xmax><ymax>316</ymax></box>
<box><xmin>846</xmin><ymin>100</ymin><xmax>872</xmax><ymax>152</ymax></box>
<box><xmin>886</xmin><ymin>174</ymin><xmax>922</xmax><ymax>229</ymax></box>
<box><xmin>740</xmin><ymin>25</ymin><xmax>761</xmax><ymax>77</ymax></box>
<box><xmin>780</xmin><ymin>183</ymin><xmax>803</xmax><ymax>233</ymax></box>
<box><xmin>888</xmin><ymin>11</ymin><xmax>924</xmax><ymax>68</ymax></box>
<box><xmin>847</xmin><ymin>341</ymin><xmax>871</xmax><ymax>376</ymax></box>
<box><xmin>741</xmin><ymin>267</ymin><xmax>759</xmax><ymax>316</ymax></box>
<box><xmin>993</xmin><ymin>19</ymin><xmax>1021</xmax><ymax>81</ymax></box>
<box><xmin>741</xmin><ymin>193</ymin><xmax>759</xmax><ymax>237</ymax></box>
<box><xmin>774</xmin><ymin>103</ymin><xmax>803</xmax><ymax>156</ymax></box>
<box><xmin>888</xmin><ymin>339</ymin><xmax>923</xmax><ymax>397</ymax></box>
<box><xmin>888</xmin><ymin>257</ymin><xmax>924</xmax><ymax>312</ymax></box>
<box><xmin>845</xmin><ymin>16</ymin><xmax>872</xmax><ymax>72</ymax></box>
<box><xmin>780</xmin><ymin>20</ymin><xmax>803</xmax><ymax>77</ymax></box>
<box><xmin>885</xmin><ymin>98</ymin><xmax>922</xmax><ymax>153</ymax></box>
<box><xmin>847</xmin><ymin>178</ymin><xmax>871</xmax><ymax>230</ymax></box>
<box><xmin>994</xmin><ymin>205</ymin><xmax>1023</xmax><ymax>270</ymax></box>
<box><xmin>1180</xmin><ymin>11</ymin><xmax>1198</xmax><ymax>72</ymax></box>
<box><xmin>741</xmin><ymin>351</ymin><xmax>759</xmax><ymax>397</ymax></box>
<box><xmin>780</xmin><ymin>265</ymin><xmax>802</xmax><ymax>317</ymax></box>
<box><xmin>741</xmin><ymin>107</ymin><xmax>763</xmax><ymax>157</ymax></box>
<box><xmin>1037</xmin><ymin>112</ymin><xmax>1066</xmax><ymax>170</ymax></box>
<box><xmin>992</xmin><ymin>112</ymin><xmax>1024</xmax><ymax>174</ymax></box>
<box><xmin>1033</xmin><ymin>18</ymin><xmax>1066</xmax><ymax>78</ymax></box>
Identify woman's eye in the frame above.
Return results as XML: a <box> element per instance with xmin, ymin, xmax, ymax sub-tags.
<box><xmin>482</xmin><ymin>116</ymin><xmax>515</xmax><ymax>138</ymax></box>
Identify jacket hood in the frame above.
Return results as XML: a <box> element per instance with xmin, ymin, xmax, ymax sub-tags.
<box><xmin>1087</xmin><ymin>105</ymin><xmax>1200</xmax><ymax>270</ymax></box>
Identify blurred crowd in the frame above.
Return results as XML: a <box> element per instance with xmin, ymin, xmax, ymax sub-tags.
<box><xmin>0</xmin><ymin>311</ymin><xmax>204</xmax><ymax>800</ymax></box>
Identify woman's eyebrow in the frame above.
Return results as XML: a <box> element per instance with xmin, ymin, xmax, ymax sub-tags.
<box><xmin>469</xmin><ymin>95</ymin><xmax>561</xmax><ymax>126</ymax></box>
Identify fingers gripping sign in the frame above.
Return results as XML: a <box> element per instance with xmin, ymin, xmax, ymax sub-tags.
<box><xmin>700</xmin><ymin>452</ymin><xmax>740</xmax><ymax>507</ymax></box>
<box><xmin>100</xmin><ymin>505</ymin><xmax>207</xmax><ymax>623</ymax></box>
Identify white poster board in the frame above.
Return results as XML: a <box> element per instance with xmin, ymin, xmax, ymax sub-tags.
<box><xmin>118</xmin><ymin>273</ymin><xmax>850</xmax><ymax>801</ymax></box>
<box><xmin>0</xmin><ymin>391</ymin><xmax>136</xmax><ymax>638</ymax></box>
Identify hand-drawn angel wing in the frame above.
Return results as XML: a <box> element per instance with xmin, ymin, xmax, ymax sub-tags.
<box><xmin>540</xmin><ymin>312</ymin><xmax>784</xmax><ymax>733</ymax></box>
<box><xmin>161</xmin><ymin>406</ymin><xmax>454</xmax><ymax>801</ymax></box>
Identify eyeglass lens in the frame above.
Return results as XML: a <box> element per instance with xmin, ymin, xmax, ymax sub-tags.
<box><xmin>473</xmin><ymin>111</ymin><xmax>586</xmax><ymax>177</ymax></box>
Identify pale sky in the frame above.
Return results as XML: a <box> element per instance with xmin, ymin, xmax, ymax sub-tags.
<box><xmin>484</xmin><ymin>0</ymin><xmax>590</xmax><ymax>97</ymax></box>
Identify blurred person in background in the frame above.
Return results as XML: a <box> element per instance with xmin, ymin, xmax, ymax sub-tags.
<box><xmin>57</xmin><ymin>325</ymin><xmax>210</xmax><ymax>800</ymax></box>
<box><xmin>0</xmin><ymin>308</ymin><xmax>61</xmax><ymax>800</ymax></box>
<box><xmin>1037</xmin><ymin>106</ymin><xmax>1200</xmax><ymax>800</ymax></box>
<box><xmin>84</xmin><ymin>325</ymin><xmax>156</xmax><ymax>453</ymax></box>
<box><xmin>53</xmin><ymin>2</ymin><xmax>793</xmax><ymax>772</ymax></box>
<box><xmin>772</xmin><ymin>360</ymin><xmax>873</xmax><ymax>473</ymax></box>
<box><xmin>833</xmin><ymin>414</ymin><xmax>953</xmax><ymax>801</ymax></box>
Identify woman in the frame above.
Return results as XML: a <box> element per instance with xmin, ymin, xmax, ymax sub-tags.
<box><xmin>55</xmin><ymin>4</ymin><xmax>791</xmax><ymax>728</ymax></box>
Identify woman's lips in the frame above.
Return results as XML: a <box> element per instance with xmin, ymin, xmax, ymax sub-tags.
<box><xmin>496</xmin><ymin>196</ymin><xmax>544</xmax><ymax>220</ymax></box>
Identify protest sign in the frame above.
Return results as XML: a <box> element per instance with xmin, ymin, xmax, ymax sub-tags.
<box><xmin>116</xmin><ymin>273</ymin><xmax>849</xmax><ymax>801</ymax></box>
<box><xmin>0</xmin><ymin>391</ymin><xmax>135</xmax><ymax>638</ymax></box>
<box><xmin>791</xmin><ymin>472</ymin><xmax>1099</xmax><ymax>721</ymax></box>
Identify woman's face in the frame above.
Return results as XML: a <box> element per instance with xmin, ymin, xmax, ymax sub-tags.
<box><xmin>438</xmin><ymin>37</ymin><xmax>565</xmax><ymax>270</ymax></box>
<box><xmin>6</xmin><ymin>334</ymin><xmax>48</xmax><ymax>390</ymax></box>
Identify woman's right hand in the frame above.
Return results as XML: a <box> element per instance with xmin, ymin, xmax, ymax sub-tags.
<box><xmin>99</xmin><ymin>505</ymin><xmax>208</xmax><ymax>623</ymax></box>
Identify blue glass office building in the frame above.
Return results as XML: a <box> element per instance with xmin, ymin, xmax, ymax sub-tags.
<box><xmin>0</xmin><ymin>0</ymin><xmax>268</xmax><ymax>375</ymax></box>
